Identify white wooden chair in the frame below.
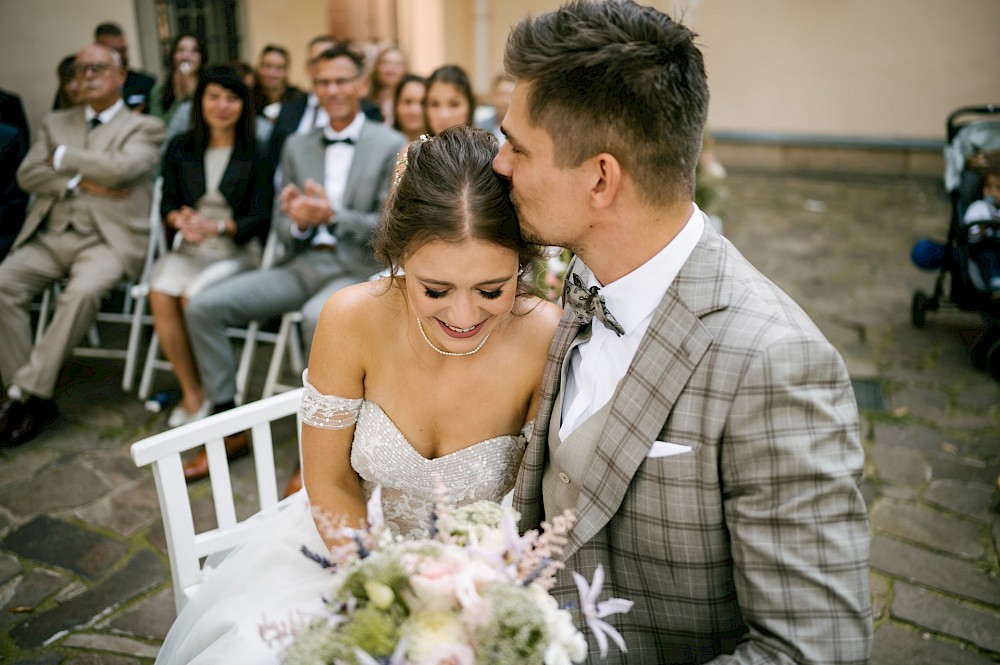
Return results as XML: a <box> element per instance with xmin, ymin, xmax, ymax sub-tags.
<box><xmin>129</xmin><ymin>387</ymin><xmax>304</xmax><ymax>612</ymax></box>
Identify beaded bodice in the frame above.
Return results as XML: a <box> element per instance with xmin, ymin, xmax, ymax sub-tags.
<box><xmin>350</xmin><ymin>401</ymin><xmax>528</xmax><ymax>539</ymax></box>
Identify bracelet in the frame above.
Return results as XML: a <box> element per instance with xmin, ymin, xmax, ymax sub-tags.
<box><xmin>217</xmin><ymin>219</ymin><xmax>226</xmax><ymax>236</ymax></box>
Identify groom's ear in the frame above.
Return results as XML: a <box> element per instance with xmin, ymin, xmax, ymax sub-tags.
<box><xmin>587</xmin><ymin>153</ymin><xmax>622</xmax><ymax>210</ymax></box>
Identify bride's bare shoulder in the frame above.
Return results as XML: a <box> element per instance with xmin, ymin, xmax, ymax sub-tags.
<box><xmin>315</xmin><ymin>278</ymin><xmax>403</xmax><ymax>341</ymax></box>
<box><xmin>512</xmin><ymin>295</ymin><xmax>563</xmax><ymax>343</ymax></box>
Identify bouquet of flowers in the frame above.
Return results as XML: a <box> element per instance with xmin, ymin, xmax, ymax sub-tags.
<box><xmin>276</xmin><ymin>486</ymin><xmax>632</xmax><ymax>665</ymax></box>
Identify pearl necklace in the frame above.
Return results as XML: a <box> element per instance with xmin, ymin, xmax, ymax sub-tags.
<box><xmin>416</xmin><ymin>317</ymin><xmax>490</xmax><ymax>357</ymax></box>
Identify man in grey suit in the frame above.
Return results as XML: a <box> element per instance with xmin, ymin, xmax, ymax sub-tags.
<box><xmin>0</xmin><ymin>43</ymin><xmax>163</xmax><ymax>446</ymax></box>
<box><xmin>183</xmin><ymin>43</ymin><xmax>406</xmax><ymax>480</ymax></box>
<box><xmin>496</xmin><ymin>2</ymin><xmax>872</xmax><ymax>663</ymax></box>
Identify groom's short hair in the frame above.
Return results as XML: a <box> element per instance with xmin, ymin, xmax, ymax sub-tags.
<box><xmin>503</xmin><ymin>0</ymin><xmax>709</xmax><ymax>205</ymax></box>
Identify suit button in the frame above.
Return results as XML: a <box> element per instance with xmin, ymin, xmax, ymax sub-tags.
<box><xmin>558</xmin><ymin>472</ymin><xmax>570</xmax><ymax>484</ymax></box>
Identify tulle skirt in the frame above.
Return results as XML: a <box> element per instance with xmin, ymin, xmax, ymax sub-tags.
<box><xmin>154</xmin><ymin>490</ymin><xmax>333</xmax><ymax>665</ymax></box>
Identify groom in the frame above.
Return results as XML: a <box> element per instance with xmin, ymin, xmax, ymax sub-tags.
<box><xmin>496</xmin><ymin>2</ymin><xmax>872</xmax><ymax>663</ymax></box>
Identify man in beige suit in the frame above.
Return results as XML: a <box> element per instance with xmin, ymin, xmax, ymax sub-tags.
<box><xmin>496</xmin><ymin>2</ymin><xmax>871</xmax><ymax>663</ymax></box>
<box><xmin>0</xmin><ymin>44</ymin><xmax>163</xmax><ymax>446</ymax></box>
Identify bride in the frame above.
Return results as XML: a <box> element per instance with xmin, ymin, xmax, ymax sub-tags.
<box><xmin>155</xmin><ymin>126</ymin><xmax>562</xmax><ymax>663</ymax></box>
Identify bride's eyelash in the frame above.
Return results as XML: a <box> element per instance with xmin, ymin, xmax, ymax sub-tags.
<box><xmin>423</xmin><ymin>288</ymin><xmax>504</xmax><ymax>300</ymax></box>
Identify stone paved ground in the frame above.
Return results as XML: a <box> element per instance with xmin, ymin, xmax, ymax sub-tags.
<box><xmin>0</xmin><ymin>170</ymin><xmax>998</xmax><ymax>663</ymax></box>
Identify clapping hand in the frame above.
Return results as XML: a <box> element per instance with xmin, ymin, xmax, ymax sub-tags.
<box><xmin>281</xmin><ymin>179</ymin><xmax>334</xmax><ymax>231</ymax></box>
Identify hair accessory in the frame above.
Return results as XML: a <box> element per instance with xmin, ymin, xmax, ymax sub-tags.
<box><xmin>416</xmin><ymin>317</ymin><xmax>491</xmax><ymax>357</ymax></box>
<box><xmin>419</xmin><ymin>134</ymin><xmax>433</xmax><ymax>143</ymax></box>
<box><xmin>392</xmin><ymin>151</ymin><xmax>408</xmax><ymax>188</ymax></box>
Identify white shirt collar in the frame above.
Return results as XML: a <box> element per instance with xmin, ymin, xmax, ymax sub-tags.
<box><xmin>85</xmin><ymin>98</ymin><xmax>125</xmax><ymax>125</ymax></box>
<box><xmin>589</xmin><ymin>203</ymin><xmax>704</xmax><ymax>334</ymax></box>
<box><xmin>322</xmin><ymin>111</ymin><xmax>365</xmax><ymax>143</ymax></box>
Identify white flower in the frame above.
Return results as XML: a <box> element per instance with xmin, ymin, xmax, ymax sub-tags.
<box><xmin>529</xmin><ymin>584</ymin><xmax>587</xmax><ymax>665</ymax></box>
<box><xmin>403</xmin><ymin>610</ymin><xmax>468</xmax><ymax>662</ymax></box>
<box><xmin>363</xmin><ymin>580</ymin><xmax>395</xmax><ymax>610</ymax></box>
<box><xmin>571</xmin><ymin>564</ymin><xmax>633</xmax><ymax>658</ymax></box>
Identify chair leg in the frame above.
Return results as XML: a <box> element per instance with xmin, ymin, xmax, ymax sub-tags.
<box><xmin>262</xmin><ymin>313</ymin><xmax>294</xmax><ymax>399</ymax></box>
<box><xmin>234</xmin><ymin>321</ymin><xmax>260</xmax><ymax>406</ymax></box>
<box><xmin>138</xmin><ymin>331</ymin><xmax>162</xmax><ymax>401</ymax></box>
<box><xmin>122</xmin><ymin>288</ymin><xmax>148</xmax><ymax>392</ymax></box>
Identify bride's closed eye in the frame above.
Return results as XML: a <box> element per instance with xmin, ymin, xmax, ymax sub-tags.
<box><xmin>423</xmin><ymin>288</ymin><xmax>505</xmax><ymax>300</ymax></box>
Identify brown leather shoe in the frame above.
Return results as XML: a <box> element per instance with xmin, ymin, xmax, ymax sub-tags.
<box><xmin>3</xmin><ymin>398</ymin><xmax>58</xmax><ymax>447</ymax></box>
<box><xmin>283</xmin><ymin>467</ymin><xmax>303</xmax><ymax>497</ymax></box>
<box><xmin>182</xmin><ymin>430</ymin><xmax>251</xmax><ymax>482</ymax></box>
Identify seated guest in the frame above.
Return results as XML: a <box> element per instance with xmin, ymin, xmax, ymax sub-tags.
<box><xmin>182</xmin><ymin>43</ymin><xmax>406</xmax><ymax>481</ymax></box>
<box><xmin>365</xmin><ymin>45</ymin><xmax>407</xmax><ymax>126</ymax></box>
<box><xmin>392</xmin><ymin>74</ymin><xmax>427</xmax><ymax>142</ymax></box>
<box><xmin>94</xmin><ymin>21</ymin><xmax>156</xmax><ymax>113</ymax></box>
<box><xmin>0</xmin><ymin>88</ymin><xmax>29</xmax><ymax>144</ymax></box>
<box><xmin>0</xmin><ymin>44</ymin><xmax>163</xmax><ymax>446</ymax></box>
<box><xmin>424</xmin><ymin>64</ymin><xmax>475</xmax><ymax>135</ymax></box>
<box><xmin>0</xmin><ymin>122</ymin><xmax>28</xmax><ymax>261</ymax></box>
<box><xmin>253</xmin><ymin>44</ymin><xmax>304</xmax><ymax>125</ymax></box>
<box><xmin>475</xmin><ymin>73</ymin><xmax>514</xmax><ymax>144</ymax></box>
<box><xmin>52</xmin><ymin>55</ymin><xmax>82</xmax><ymax>110</ymax></box>
<box><xmin>150</xmin><ymin>65</ymin><xmax>272</xmax><ymax>428</ymax></box>
<box><xmin>150</xmin><ymin>34</ymin><xmax>205</xmax><ymax>128</ymax></box>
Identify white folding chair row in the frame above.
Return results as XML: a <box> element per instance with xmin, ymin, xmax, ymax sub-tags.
<box><xmin>32</xmin><ymin>177</ymin><xmax>165</xmax><ymax>392</ymax></box>
<box><xmin>130</xmin><ymin>387</ymin><xmax>304</xmax><ymax>612</ymax></box>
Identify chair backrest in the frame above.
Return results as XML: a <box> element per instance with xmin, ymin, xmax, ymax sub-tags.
<box><xmin>129</xmin><ymin>388</ymin><xmax>304</xmax><ymax>613</ymax></box>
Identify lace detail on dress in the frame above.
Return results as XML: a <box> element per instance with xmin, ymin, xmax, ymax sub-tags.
<box><xmin>299</xmin><ymin>370</ymin><xmax>363</xmax><ymax>430</ymax></box>
<box><xmin>351</xmin><ymin>401</ymin><xmax>528</xmax><ymax>540</ymax></box>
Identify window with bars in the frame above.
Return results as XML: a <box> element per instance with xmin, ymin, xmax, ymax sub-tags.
<box><xmin>153</xmin><ymin>0</ymin><xmax>241</xmax><ymax>69</ymax></box>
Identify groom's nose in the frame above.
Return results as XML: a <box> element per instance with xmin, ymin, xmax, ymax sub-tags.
<box><xmin>493</xmin><ymin>143</ymin><xmax>512</xmax><ymax>178</ymax></box>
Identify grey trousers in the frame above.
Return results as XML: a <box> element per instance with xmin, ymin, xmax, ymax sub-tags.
<box><xmin>0</xmin><ymin>229</ymin><xmax>126</xmax><ymax>399</ymax></box>
<box><xmin>185</xmin><ymin>250</ymin><xmax>368</xmax><ymax>405</ymax></box>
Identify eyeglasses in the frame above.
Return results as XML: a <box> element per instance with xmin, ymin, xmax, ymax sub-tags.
<box><xmin>72</xmin><ymin>63</ymin><xmax>115</xmax><ymax>77</ymax></box>
<box><xmin>313</xmin><ymin>75</ymin><xmax>360</xmax><ymax>89</ymax></box>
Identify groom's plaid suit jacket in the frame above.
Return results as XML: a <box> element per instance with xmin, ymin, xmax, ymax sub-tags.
<box><xmin>514</xmin><ymin>221</ymin><xmax>872</xmax><ymax>664</ymax></box>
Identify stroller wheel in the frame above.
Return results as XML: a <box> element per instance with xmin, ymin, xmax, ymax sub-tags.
<box><xmin>972</xmin><ymin>326</ymin><xmax>1000</xmax><ymax>371</ymax></box>
<box><xmin>986</xmin><ymin>337</ymin><xmax>1000</xmax><ymax>381</ymax></box>
<box><xmin>912</xmin><ymin>291</ymin><xmax>930</xmax><ymax>327</ymax></box>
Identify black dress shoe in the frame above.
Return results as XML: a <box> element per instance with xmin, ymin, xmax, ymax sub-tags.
<box><xmin>3</xmin><ymin>398</ymin><xmax>58</xmax><ymax>447</ymax></box>
<box><xmin>0</xmin><ymin>395</ymin><xmax>21</xmax><ymax>440</ymax></box>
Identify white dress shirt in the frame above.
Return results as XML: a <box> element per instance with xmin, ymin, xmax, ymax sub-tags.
<box><xmin>295</xmin><ymin>93</ymin><xmax>330</xmax><ymax>135</ymax></box>
<box><xmin>289</xmin><ymin>112</ymin><xmax>365</xmax><ymax>247</ymax></box>
<box><xmin>559</xmin><ymin>204</ymin><xmax>705</xmax><ymax>439</ymax></box>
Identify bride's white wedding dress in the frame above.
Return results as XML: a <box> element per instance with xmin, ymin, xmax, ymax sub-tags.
<box><xmin>155</xmin><ymin>389</ymin><xmax>527</xmax><ymax>665</ymax></box>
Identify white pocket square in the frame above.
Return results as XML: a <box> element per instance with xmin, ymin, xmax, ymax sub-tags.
<box><xmin>647</xmin><ymin>440</ymin><xmax>693</xmax><ymax>458</ymax></box>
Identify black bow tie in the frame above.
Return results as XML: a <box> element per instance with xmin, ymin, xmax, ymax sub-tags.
<box><xmin>322</xmin><ymin>136</ymin><xmax>354</xmax><ymax>147</ymax></box>
<box><xmin>88</xmin><ymin>117</ymin><xmax>102</xmax><ymax>130</ymax></box>
<box><xmin>564</xmin><ymin>273</ymin><xmax>625</xmax><ymax>336</ymax></box>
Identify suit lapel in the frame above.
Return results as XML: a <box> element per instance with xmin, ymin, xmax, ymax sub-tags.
<box><xmin>564</xmin><ymin>222</ymin><xmax>730</xmax><ymax>558</ymax></box>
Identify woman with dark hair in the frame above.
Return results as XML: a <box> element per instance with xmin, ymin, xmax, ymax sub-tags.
<box><xmin>52</xmin><ymin>55</ymin><xmax>82</xmax><ymax>110</ymax></box>
<box><xmin>149</xmin><ymin>65</ymin><xmax>273</xmax><ymax>428</ymax></box>
<box><xmin>154</xmin><ymin>125</ymin><xmax>561</xmax><ymax>662</ymax></box>
<box><xmin>424</xmin><ymin>64</ymin><xmax>476</xmax><ymax>135</ymax></box>
<box><xmin>150</xmin><ymin>34</ymin><xmax>206</xmax><ymax>126</ymax></box>
<box><xmin>391</xmin><ymin>73</ymin><xmax>426</xmax><ymax>141</ymax></box>
<box><xmin>253</xmin><ymin>44</ymin><xmax>303</xmax><ymax>120</ymax></box>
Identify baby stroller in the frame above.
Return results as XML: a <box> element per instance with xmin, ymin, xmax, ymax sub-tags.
<box><xmin>911</xmin><ymin>104</ymin><xmax>1000</xmax><ymax>379</ymax></box>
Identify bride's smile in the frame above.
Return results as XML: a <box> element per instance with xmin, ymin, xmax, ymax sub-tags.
<box><xmin>402</xmin><ymin>237</ymin><xmax>519</xmax><ymax>355</ymax></box>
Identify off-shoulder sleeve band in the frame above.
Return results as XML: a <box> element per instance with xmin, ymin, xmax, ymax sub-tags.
<box><xmin>298</xmin><ymin>370</ymin><xmax>363</xmax><ymax>430</ymax></box>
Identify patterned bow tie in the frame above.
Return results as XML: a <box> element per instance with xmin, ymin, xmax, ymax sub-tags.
<box><xmin>322</xmin><ymin>136</ymin><xmax>354</xmax><ymax>146</ymax></box>
<box><xmin>564</xmin><ymin>273</ymin><xmax>625</xmax><ymax>336</ymax></box>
